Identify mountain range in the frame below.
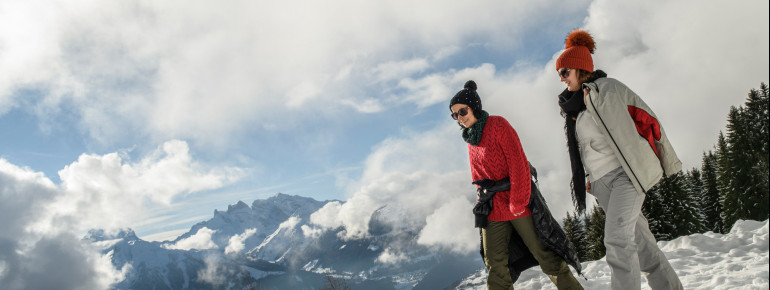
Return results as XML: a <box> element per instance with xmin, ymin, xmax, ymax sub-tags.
<box><xmin>85</xmin><ymin>193</ymin><xmax>482</xmax><ymax>289</ymax></box>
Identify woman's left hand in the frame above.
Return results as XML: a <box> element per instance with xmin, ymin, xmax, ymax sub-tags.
<box><xmin>586</xmin><ymin>180</ymin><xmax>591</xmax><ymax>193</ymax></box>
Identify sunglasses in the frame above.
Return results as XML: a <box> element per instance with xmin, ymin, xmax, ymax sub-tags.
<box><xmin>558</xmin><ymin>68</ymin><xmax>572</xmax><ymax>78</ymax></box>
<box><xmin>451</xmin><ymin>107</ymin><xmax>470</xmax><ymax>120</ymax></box>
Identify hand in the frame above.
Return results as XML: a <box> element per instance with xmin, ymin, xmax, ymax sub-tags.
<box><xmin>586</xmin><ymin>180</ymin><xmax>591</xmax><ymax>193</ymax></box>
<box><xmin>583</xmin><ymin>87</ymin><xmax>590</xmax><ymax>105</ymax></box>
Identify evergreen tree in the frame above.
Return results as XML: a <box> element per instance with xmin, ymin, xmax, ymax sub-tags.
<box><xmin>723</xmin><ymin>106</ymin><xmax>751</xmax><ymax>231</ymax></box>
<box><xmin>562</xmin><ymin>211</ymin><xmax>589</xmax><ymax>262</ymax></box>
<box><xmin>743</xmin><ymin>83</ymin><xmax>770</xmax><ymax>221</ymax></box>
<box><xmin>684</xmin><ymin>169</ymin><xmax>706</xmax><ymax>234</ymax></box>
<box><xmin>642</xmin><ymin>183</ymin><xmax>674</xmax><ymax>241</ymax></box>
<box><xmin>585</xmin><ymin>204</ymin><xmax>606</xmax><ymax>261</ymax></box>
<box><xmin>720</xmin><ymin>84</ymin><xmax>770</xmax><ymax>229</ymax></box>
<box><xmin>700</xmin><ymin>151</ymin><xmax>724</xmax><ymax>233</ymax></box>
<box><xmin>652</xmin><ymin>171</ymin><xmax>698</xmax><ymax>239</ymax></box>
<box><xmin>716</xmin><ymin>132</ymin><xmax>734</xmax><ymax>233</ymax></box>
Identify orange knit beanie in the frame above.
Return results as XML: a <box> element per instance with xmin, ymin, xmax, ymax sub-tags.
<box><xmin>555</xmin><ymin>29</ymin><xmax>595</xmax><ymax>72</ymax></box>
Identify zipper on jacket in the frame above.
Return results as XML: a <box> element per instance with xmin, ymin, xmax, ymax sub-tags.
<box><xmin>585</xmin><ymin>82</ymin><xmax>647</xmax><ymax>194</ymax></box>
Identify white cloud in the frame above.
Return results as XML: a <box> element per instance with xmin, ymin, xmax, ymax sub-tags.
<box><xmin>376</xmin><ymin>248</ymin><xmax>409</xmax><ymax>265</ymax></box>
<box><xmin>0</xmin><ymin>160</ymin><xmax>58</xmax><ymax>239</ymax></box>
<box><xmin>0</xmin><ymin>0</ymin><xmax>591</xmax><ymax>146</ymax></box>
<box><xmin>308</xmin><ymin>122</ymin><xmax>477</xmax><ymax>249</ymax></box>
<box><xmin>0</xmin><ymin>140</ymin><xmax>242</xmax><ymax>288</ymax></box>
<box><xmin>225</xmin><ymin>228</ymin><xmax>257</xmax><ymax>256</ymax></box>
<box><xmin>372</xmin><ymin>58</ymin><xmax>430</xmax><ymax>83</ymax></box>
<box><xmin>398</xmin><ymin>63</ymin><xmax>498</xmax><ymax>109</ymax></box>
<box><xmin>0</xmin><ymin>160</ymin><xmax>122</xmax><ymax>289</ymax></box>
<box><xmin>197</xmin><ymin>253</ymin><xmax>226</xmax><ymax>286</ymax></box>
<box><xmin>301</xmin><ymin>225</ymin><xmax>324</xmax><ymax>239</ymax></box>
<box><xmin>308</xmin><ymin>201</ymin><xmax>345</xmax><ymax>232</ymax></box>
<box><xmin>32</xmin><ymin>140</ymin><xmax>244</xmax><ymax>234</ymax></box>
<box><xmin>163</xmin><ymin>227</ymin><xmax>218</xmax><ymax>251</ymax></box>
<box><xmin>417</xmin><ymin>196</ymin><xmax>478</xmax><ymax>253</ymax></box>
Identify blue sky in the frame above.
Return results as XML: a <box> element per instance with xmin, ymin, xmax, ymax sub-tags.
<box><xmin>0</xmin><ymin>1</ymin><xmax>768</xmax><ymax>277</ymax></box>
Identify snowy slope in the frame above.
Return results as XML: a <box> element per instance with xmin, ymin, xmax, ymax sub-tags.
<box><xmin>455</xmin><ymin>219</ymin><xmax>769</xmax><ymax>290</ymax></box>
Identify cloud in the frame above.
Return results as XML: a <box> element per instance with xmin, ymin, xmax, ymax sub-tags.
<box><xmin>225</xmin><ymin>228</ymin><xmax>257</xmax><ymax>256</ymax></box>
<box><xmin>0</xmin><ymin>160</ymin><xmax>123</xmax><ymax>289</ymax></box>
<box><xmin>0</xmin><ymin>0</ymin><xmax>591</xmax><ymax>146</ymax></box>
<box><xmin>164</xmin><ymin>227</ymin><xmax>218</xmax><ymax>251</ymax></box>
<box><xmin>33</xmin><ymin>140</ymin><xmax>244</xmax><ymax>234</ymax></box>
<box><xmin>0</xmin><ymin>139</ymin><xmax>242</xmax><ymax>289</ymax></box>
<box><xmin>301</xmin><ymin>224</ymin><xmax>324</xmax><ymax>239</ymax></box>
<box><xmin>372</xmin><ymin>58</ymin><xmax>430</xmax><ymax>83</ymax></box>
<box><xmin>308</xmin><ymin>201</ymin><xmax>345</xmax><ymax>233</ymax></box>
<box><xmin>0</xmin><ymin>160</ymin><xmax>57</xmax><ymax>239</ymax></box>
<box><xmin>375</xmin><ymin>248</ymin><xmax>409</xmax><ymax>265</ymax></box>
<box><xmin>397</xmin><ymin>63</ymin><xmax>499</xmax><ymax>109</ymax></box>
<box><xmin>417</xmin><ymin>196</ymin><xmax>478</xmax><ymax>254</ymax></box>
<box><xmin>197</xmin><ymin>253</ymin><xmax>226</xmax><ymax>286</ymax></box>
<box><xmin>1</xmin><ymin>233</ymin><xmax>127</xmax><ymax>290</ymax></box>
<box><xmin>308</xmin><ymin>122</ymin><xmax>479</xmax><ymax>255</ymax></box>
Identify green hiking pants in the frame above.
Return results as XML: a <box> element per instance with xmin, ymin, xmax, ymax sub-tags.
<box><xmin>482</xmin><ymin>216</ymin><xmax>583</xmax><ymax>290</ymax></box>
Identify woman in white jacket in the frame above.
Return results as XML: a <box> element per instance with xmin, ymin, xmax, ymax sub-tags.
<box><xmin>554</xmin><ymin>29</ymin><xmax>683</xmax><ymax>290</ymax></box>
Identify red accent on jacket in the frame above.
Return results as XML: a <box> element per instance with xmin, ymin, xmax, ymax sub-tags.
<box><xmin>628</xmin><ymin>106</ymin><xmax>661</xmax><ymax>156</ymax></box>
<box><xmin>468</xmin><ymin>116</ymin><xmax>532</xmax><ymax>221</ymax></box>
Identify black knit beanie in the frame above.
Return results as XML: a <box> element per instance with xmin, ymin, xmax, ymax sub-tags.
<box><xmin>449</xmin><ymin>80</ymin><xmax>482</xmax><ymax>115</ymax></box>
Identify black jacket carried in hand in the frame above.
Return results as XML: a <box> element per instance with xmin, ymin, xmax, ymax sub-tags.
<box><xmin>472</xmin><ymin>177</ymin><xmax>511</xmax><ymax>228</ymax></box>
<box><xmin>475</xmin><ymin>164</ymin><xmax>583</xmax><ymax>282</ymax></box>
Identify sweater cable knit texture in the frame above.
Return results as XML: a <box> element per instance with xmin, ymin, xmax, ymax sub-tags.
<box><xmin>468</xmin><ymin>115</ymin><xmax>532</xmax><ymax>221</ymax></box>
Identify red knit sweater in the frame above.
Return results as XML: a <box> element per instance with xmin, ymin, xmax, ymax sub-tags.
<box><xmin>468</xmin><ymin>115</ymin><xmax>532</xmax><ymax>221</ymax></box>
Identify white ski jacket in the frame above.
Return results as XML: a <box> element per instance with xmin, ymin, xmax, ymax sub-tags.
<box><xmin>583</xmin><ymin>77</ymin><xmax>682</xmax><ymax>194</ymax></box>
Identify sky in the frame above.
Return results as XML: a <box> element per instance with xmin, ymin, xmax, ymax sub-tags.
<box><xmin>0</xmin><ymin>0</ymin><xmax>768</xmax><ymax>288</ymax></box>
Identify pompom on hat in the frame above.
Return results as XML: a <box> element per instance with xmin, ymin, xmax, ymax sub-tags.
<box><xmin>555</xmin><ymin>29</ymin><xmax>595</xmax><ymax>73</ymax></box>
<box><xmin>449</xmin><ymin>80</ymin><xmax>482</xmax><ymax>113</ymax></box>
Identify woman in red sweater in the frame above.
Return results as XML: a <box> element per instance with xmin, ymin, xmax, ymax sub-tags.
<box><xmin>450</xmin><ymin>80</ymin><xmax>582</xmax><ymax>290</ymax></box>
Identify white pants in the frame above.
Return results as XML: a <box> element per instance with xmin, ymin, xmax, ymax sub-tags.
<box><xmin>591</xmin><ymin>167</ymin><xmax>683</xmax><ymax>290</ymax></box>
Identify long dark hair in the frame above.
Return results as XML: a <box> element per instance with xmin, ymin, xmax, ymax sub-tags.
<box><xmin>559</xmin><ymin>69</ymin><xmax>607</xmax><ymax>215</ymax></box>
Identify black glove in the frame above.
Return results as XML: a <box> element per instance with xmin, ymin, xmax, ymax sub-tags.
<box><xmin>472</xmin><ymin>178</ymin><xmax>495</xmax><ymax>189</ymax></box>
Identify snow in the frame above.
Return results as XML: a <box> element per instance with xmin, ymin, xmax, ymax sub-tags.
<box><xmin>456</xmin><ymin>219</ymin><xmax>769</xmax><ymax>290</ymax></box>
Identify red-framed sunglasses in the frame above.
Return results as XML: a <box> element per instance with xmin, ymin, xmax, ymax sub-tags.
<box><xmin>451</xmin><ymin>107</ymin><xmax>470</xmax><ymax>120</ymax></box>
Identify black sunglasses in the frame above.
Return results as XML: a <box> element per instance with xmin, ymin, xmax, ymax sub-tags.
<box><xmin>558</xmin><ymin>68</ymin><xmax>572</xmax><ymax>78</ymax></box>
<box><xmin>451</xmin><ymin>107</ymin><xmax>470</xmax><ymax>120</ymax></box>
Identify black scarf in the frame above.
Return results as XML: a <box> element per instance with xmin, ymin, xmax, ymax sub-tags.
<box><xmin>462</xmin><ymin>110</ymin><xmax>490</xmax><ymax>146</ymax></box>
<box><xmin>557</xmin><ymin>70</ymin><xmax>607</xmax><ymax>215</ymax></box>
<box><xmin>558</xmin><ymin>89</ymin><xmax>587</xmax><ymax>215</ymax></box>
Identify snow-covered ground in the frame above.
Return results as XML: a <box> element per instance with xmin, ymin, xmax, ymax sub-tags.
<box><xmin>456</xmin><ymin>219</ymin><xmax>769</xmax><ymax>290</ymax></box>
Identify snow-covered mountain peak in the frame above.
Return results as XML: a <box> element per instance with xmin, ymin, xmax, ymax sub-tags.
<box><xmin>83</xmin><ymin>228</ymin><xmax>138</xmax><ymax>242</ymax></box>
<box><xmin>251</xmin><ymin>192</ymin><xmax>328</xmax><ymax>217</ymax></box>
<box><xmin>227</xmin><ymin>200</ymin><xmax>250</xmax><ymax>212</ymax></box>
